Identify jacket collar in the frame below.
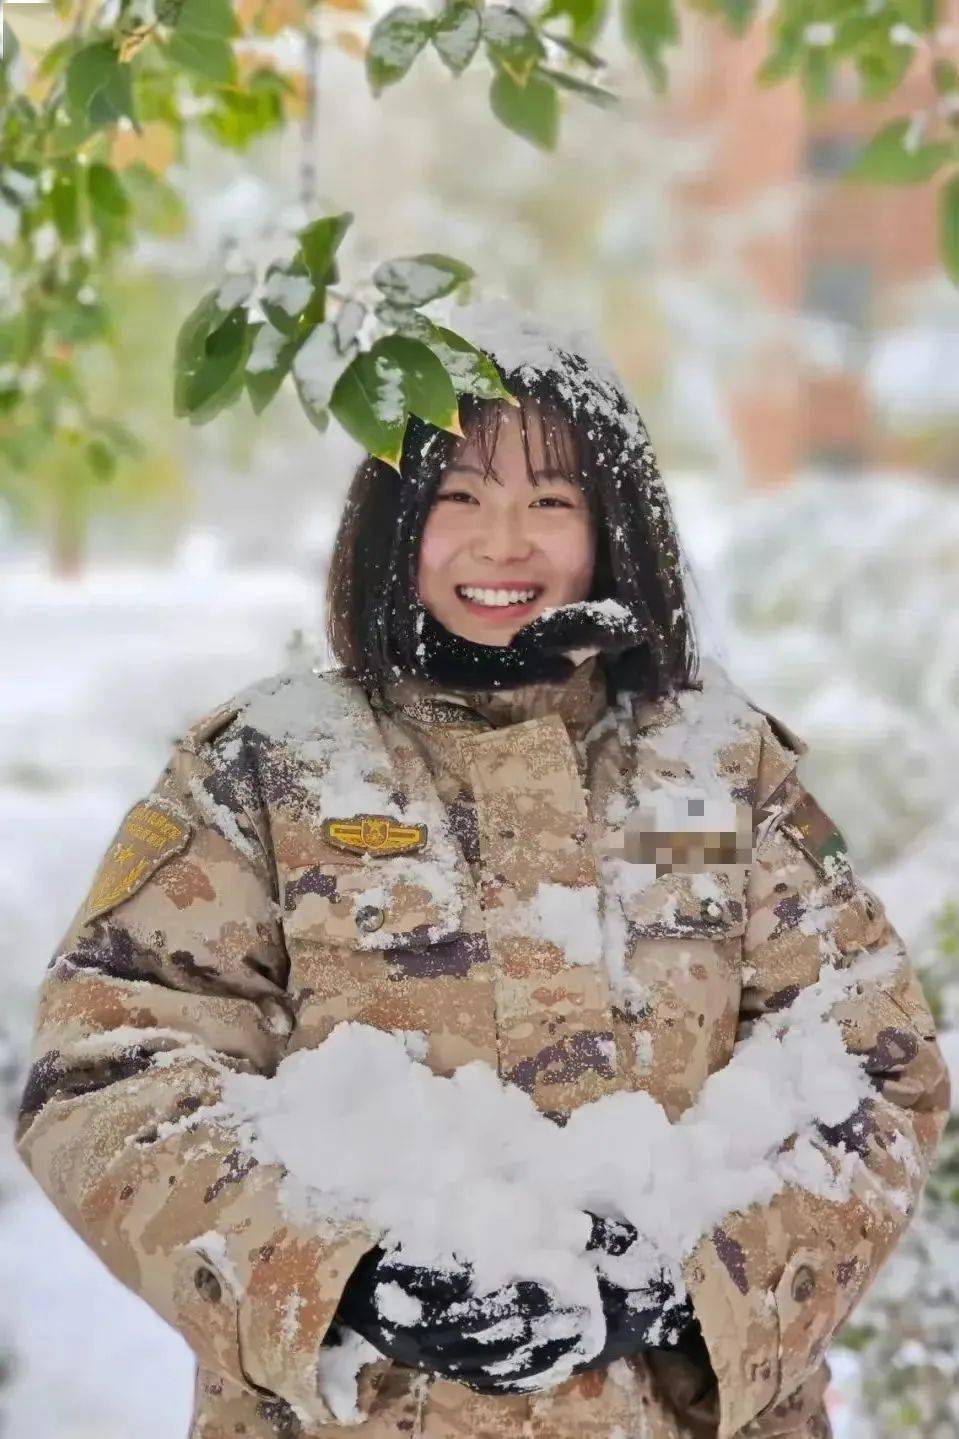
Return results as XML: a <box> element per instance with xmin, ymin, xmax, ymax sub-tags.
<box><xmin>375</xmin><ymin>653</ymin><xmax>610</xmax><ymax>741</ymax></box>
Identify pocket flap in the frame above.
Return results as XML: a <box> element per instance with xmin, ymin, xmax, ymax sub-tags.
<box><xmin>608</xmin><ymin>858</ymin><xmax>747</xmax><ymax>939</ymax></box>
<box><xmin>282</xmin><ymin>855</ymin><xmax>470</xmax><ymax>950</ymax></box>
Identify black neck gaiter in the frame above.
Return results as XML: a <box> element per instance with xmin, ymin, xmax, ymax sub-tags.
<box><xmin>406</xmin><ymin>601</ymin><xmax>649</xmax><ymax>691</ymax></box>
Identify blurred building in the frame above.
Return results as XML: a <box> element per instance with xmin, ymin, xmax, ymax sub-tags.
<box><xmin>681</xmin><ymin>8</ymin><xmax>959</xmax><ymax>485</ymax></box>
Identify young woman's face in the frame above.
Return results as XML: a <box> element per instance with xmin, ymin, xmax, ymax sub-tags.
<box><xmin>417</xmin><ymin>402</ymin><xmax>596</xmax><ymax>646</ymax></box>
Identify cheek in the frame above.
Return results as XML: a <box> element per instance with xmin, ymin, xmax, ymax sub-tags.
<box><xmin>417</xmin><ymin>514</ymin><xmax>458</xmax><ymax>595</ymax></box>
<box><xmin>546</xmin><ymin>515</ymin><xmax>595</xmax><ymax>595</ymax></box>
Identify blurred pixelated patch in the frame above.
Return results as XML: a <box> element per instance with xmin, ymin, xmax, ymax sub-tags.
<box><xmin>80</xmin><ymin>801</ymin><xmax>194</xmax><ymax>924</ymax></box>
<box><xmin>624</xmin><ymin>794</ymin><xmax>752</xmax><ymax>873</ymax></box>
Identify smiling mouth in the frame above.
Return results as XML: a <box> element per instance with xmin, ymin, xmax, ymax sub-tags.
<box><xmin>455</xmin><ymin>585</ymin><xmax>544</xmax><ymax>610</ymax></box>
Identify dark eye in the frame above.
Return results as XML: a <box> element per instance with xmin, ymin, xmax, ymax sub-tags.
<box><xmin>531</xmin><ymin>495</ymin><xmax>576</xmax><ymax>509</ymax></box>
<box><xmin>435</xmin><ymin>489</ymin><xmax>478</xmax><ymax>505</ymax></box>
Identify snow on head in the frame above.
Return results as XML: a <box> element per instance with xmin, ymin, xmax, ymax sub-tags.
<box><xmin>447</xmin><ymin>297</ymin><xmax>658</xmax><ymax>466</ymax></box>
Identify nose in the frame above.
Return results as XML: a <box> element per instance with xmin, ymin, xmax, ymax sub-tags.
<box><xmin>473</xmin><ymin>502</ymin><xmax>534</xmax><ymax>564</ymax></box>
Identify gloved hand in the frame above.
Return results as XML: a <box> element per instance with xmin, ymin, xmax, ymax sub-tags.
<box><xmin>331</xmin><ymin>1243</ymin><xmax>595</xmax><ymax>1393</ymax></box>
<box><xmin>568</xmin><ymin>1210</ymin><xmax>702</xmax><ymax>1374</ymax></box>
<box><xmin>506</xmin><ymin>600</ymin><xmax>649</xmax><ymax>679</ymax></box>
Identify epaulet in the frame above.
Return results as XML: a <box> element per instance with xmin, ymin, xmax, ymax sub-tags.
<box><xmin>176</xmin><ymin>664</ymin><xmax>361</xmax><ymax>758</ymax></box>
<box><xmin>745</xmin><ymin>700</ymin><xmax>808</xmax><ymax>758</ymax></box>
<box><xmin>178</xmin><ymin>697</ymin><xmax>244</xmax><ymax>756</ymax></box>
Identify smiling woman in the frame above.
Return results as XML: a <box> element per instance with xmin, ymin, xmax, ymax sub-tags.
<box><xmin>15</xmin><ymin>302</ymin><xmax>950</xmax><ymax>1439</ymax></box>
<box><xmin>417</xmin><ymin>401</ymin><xmax>596</xmax><ymax>645</ymax></box>
<box><xmin>325</xmin><ymin>316</ymin><xmax>696</xmax><ymax>700</ymax></box>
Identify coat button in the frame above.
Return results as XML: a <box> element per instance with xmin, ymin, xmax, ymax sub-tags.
<box><xmin>355</xmin><ymin>904</ymin><xmax>385</xmax><ymax>934</ymax></box>
<box><xmin>790</xmin><ymin>1264</ymin><xmax>816</xmax><ymax>1302</ymax></box>
<box><xmin>194</xmin><ymin>1265</ymin><xmax>222</xmax><ymax>1303</ymax></box>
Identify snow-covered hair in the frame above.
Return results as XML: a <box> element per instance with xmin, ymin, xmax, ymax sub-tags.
<box><xmin>326</xmin><ymin>301</ymin><xmax>700</xmax><ymax>701</ymax></box>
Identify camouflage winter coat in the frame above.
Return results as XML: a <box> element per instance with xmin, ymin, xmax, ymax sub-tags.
<box><xmin>16</xmin><ymin>654</ymin><xmax>949</xmax><ymax>1439</ymax></box>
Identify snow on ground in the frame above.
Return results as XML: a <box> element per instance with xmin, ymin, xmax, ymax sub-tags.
<box><xmin>4</xmin><ymin>472</ymin><xmax>958</xmax><ymax>1436</ymax></box>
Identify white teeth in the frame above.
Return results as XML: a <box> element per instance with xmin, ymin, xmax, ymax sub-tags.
<box><xmin>459</xmin><ymin>586</ymin><xmax>538</xmax><ymax>607</ymax></box>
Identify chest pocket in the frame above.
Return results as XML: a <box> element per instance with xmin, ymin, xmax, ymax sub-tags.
<box><xmin>279</xmin><ymin>850</ymin><xmax>498</xmax><ymax>1073</ymax></box>
<box><xmin>282</xmin><ymin>852</ymin><xmax>469</xmax><ymax>950</ymax></box>
<box><xmin>606</xmin><ymin>789</ymin><xmax>750</xmax><ymax>932</ymax></box>
<box><xmin>601</xmin><ymin>793</ymin><xmax>751</xmax><ymax>1116</ymax></box>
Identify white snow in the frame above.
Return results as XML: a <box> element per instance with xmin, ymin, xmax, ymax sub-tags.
<box><xmin>5</xmin><ymin>468</ymin><xmax>959</xmax><ymax>1435</ymax></box>
<box><xmin>210</xmin><ymin>943</ymin><xmax>899</xmax><ymax>1386</ymax></box>
<box><xmin>291</xmin><ymin>322</ymin><xmax>344</xmax><ymax>409</ymax></box>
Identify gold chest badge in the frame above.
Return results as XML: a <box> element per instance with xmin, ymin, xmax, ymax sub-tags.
<box><xmin>321</xmin><ymin>814</ymin><xmax>427</xmax><ymax>857</ymax></box>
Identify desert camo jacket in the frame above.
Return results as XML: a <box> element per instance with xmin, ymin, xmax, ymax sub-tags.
<box><xmin>15</xmin><ymin>654</ymin><xmax>950</xmax><ymax>1439</ymax></box>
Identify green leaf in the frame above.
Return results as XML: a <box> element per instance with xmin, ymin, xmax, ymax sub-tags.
<box><xmin>846</xmin><ymin>118</ymin><xmax>953</xmax><ymax>184</ymax></box>
<box><xmin>713</xmin><ymin>0</ymin><xmax>757</xmax><ymax>34</ymax></box>
<box><xmin>940</xmin><ymin>173</ymin><xmax>959</xmax><ymax>287</ymax></box>
<box><xmin>755</xmin><ymin>29</ymin><xmax>802</xmax><ymax>86</ymax></box>
<box><xmin>421</xmin><ymin>321</ymin><xmax>517</xmax><ymax>403</ymax></box>
<box><xmin>122</xmin><ymin>162</ymin><xmax>188</xmax><ymax>237</ymax></box>
<box><xmin>201</xmin><ymin>69</ymin><xmax>288</xmax><ymax>148</ymax></box>
<box><xmin>65</xmin><ymin>42</ymin><xmax>137</xmax><ymax>130</ymax></box>
<box><xmin>489</xmin><ymin>69</ymin><xmax>560</xmax><ymax>148</ymax></box>
<box><xmin>298</xmin><ymin>211</ymin><xmax>353</xmax><ymax>285</ymax></box>
<box><xmin>50</xmin><ymin>162</ymin><xmax>80</xmax><ymax>243</ymax></box>
<box><xmin>175</xmin><ymin>0</ymin><xmax>239</xmax><ymax>38</ymax></box>
<box><xmin>433</xmin><ymin>0</ymin><xmax>483</xmax><ymax>74</ymax></box>
<box><xmin>46</xmin><ymin>104</ymin><xmax>99</xmax><ymax>156</ymax></box>
<box><xmin>800</xmin><ymin>47</ymin><xmax>832</xmax><ymax>106</ymax></box>
<box><xmin>483</xmin><ymin>6</ymin><xmax>545</xmax><ymax>85</ymax></box>
<box><xmin>539</xmin><ymin>65</ymin><xmax>617</xmax><ymax>107</ymax></box>
<box><xmin>174</xmin><ymin>291</ymin><xmax>251</xmax><ymax>423</ymax></box>
<box><xmin>377</xmin><ymin>334</ymin><xmax>461</xmax><ymax>431</ymax></box>
<box><xmin>37</xmin><ymin>34</ymin><xmax>78</xmax><ymax>82</ymax></box>
<box><xmin>897</xmin><ymin>0</ymin><xmax>935</xmax><ymax>34</ymax></box>
<box><xmin>291</xmin><ymin>321</ymin><xmax>350</xmax><ymax>429</ymax></box>
<box><xmin>245</xmin><ymin>321</ymin><xmax>298</xmax><ymax>414</ymax></box>
<box><xmin>167</xmin><ymin>0</ymin><xmax>238</xmax><ymax>83</ymax></box>
<box><xmin>538</xmin><ymin>0</ymin><xmax>608</xmax><ymax>47</ymax></box>
<box><xmin>86</xmin><ymin>438</ymin><xmax>116</xmax><ymax>481</ymax></box>
<box><xmin>373</xmin><ymin>252</ymin><xmax>476</xmax><ymax>307</ymax></box>
<box><xmin>855</xmin><ymin>45</ymin><xmax>916</xmax><ymax>103</ymax></box>
<box><xmin>261</xmin><ymin>260</ymin><xmax>316</xmax><ymax>336</ymax></box>
<box><xmin>620</xmin><ymin>0</ymin><xmax>677</xmax><ymax>94</ymax></box>
<box><xmin>374</xmin><ymin>300</ymin><xmax>434</xmax><ymax>335</ymax></box>
<box><xmin>167</xmin><ymin>32</ymin><xmax>236</xmax><ymax>83</ymax></box>
<box><xmin>366</xmin><ymin>6</ymin><xmax>434</xmax><ymax>95</ymax></box>
<box><xmin>330</xmin><ymin>346</ymin><xmax>407</xmax><ymax>468</ymax></box>
<box><xmin>933</xmin><ymin>58</ymin><xmax>959</xmax><ymax>95</ymax></box>
<box><xmin>537</xmin><ymin>28</ymin><xmax>606</xmax><ymax>68</ymax></box>
<box><xmin>87</xmin><ymin>163</ymin><xmax>130</xmax><ymax>245</ymax></box>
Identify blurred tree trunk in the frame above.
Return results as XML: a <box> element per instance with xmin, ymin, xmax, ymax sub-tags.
<box><xmin>51</xmin><ymin>482</ymin><xmax>85</xmax><ymax>579</ymax></box>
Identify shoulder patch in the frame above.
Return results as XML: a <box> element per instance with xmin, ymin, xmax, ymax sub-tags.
<box><xmin>80</xmin><ymin>800</ymin><xmax>194</xmax><ymax>925</ymax></box>
<box><xmin>782</xmin><ymin>785</ymin><xmax>849</xmax><ymax>877</ymax></box>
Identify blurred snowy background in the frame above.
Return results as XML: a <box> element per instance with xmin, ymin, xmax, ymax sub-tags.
<box><xmin>3</xmin><ymin>1</ymin><xmax>959</xmax><ymax>1435</ymax></box>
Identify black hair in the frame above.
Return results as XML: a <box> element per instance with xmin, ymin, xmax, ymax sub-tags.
<box><xmin>325</xmin><ymin>343</ymin><xmax>700</xmax><ymax>702</ymax></box>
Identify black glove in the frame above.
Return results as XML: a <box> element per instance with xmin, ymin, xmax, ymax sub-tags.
<box><xmin>571</xmin><ymin>1210</ymin><xmax>700</xmax><ymax>1373</ymax></box>
<box><xmin>506</xmin><ymin>600</ymin><xmax>649</xmax><ymax>679</ymax></box>
<box><xmin>331</xmin><ymin>1243</ymin><xmax>594</xmax><ymax>1393</ymax></box>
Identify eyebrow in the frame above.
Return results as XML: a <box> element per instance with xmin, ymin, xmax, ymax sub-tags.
<box><xmin>443</xmin><ymin>464</ymin><xmax>576</xmax><ymax>483</ymax></box>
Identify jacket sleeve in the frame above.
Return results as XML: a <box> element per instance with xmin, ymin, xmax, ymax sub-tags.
<box><xmin>14</xmin><ymin>713</ymin><xmax>384</xmax><ymax>1429</ymax></box>
<box><xmin>679</xmin><ymin>715</ymin><xmax>951</xmax><ymax>1439</ymax></box>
